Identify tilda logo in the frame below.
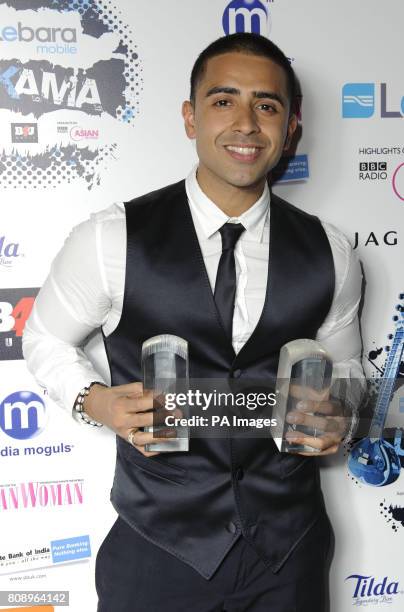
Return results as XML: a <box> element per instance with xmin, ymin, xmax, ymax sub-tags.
<box><xmin>345</xmin><ymin>574</ymin><xmax>403</xmax><ymax>605</ymax></box>
<box><xmin>0</xmin><ymin>22</ymin><xmax>77</xmax><ymax>44</ymax></box>
<box><xmin>0</xmin><ymin>235</ymin><xmax>21</xmax><ymax>266</ymax></box>
<box><xmin>222</xmin><ymin>0</ymin><xmax>271</xmax><ymax>36</ymax></box>
<box><xmin>0</xmin><ymin>391</ymin><xmax>47</xmax><ymax>440</ymax></box>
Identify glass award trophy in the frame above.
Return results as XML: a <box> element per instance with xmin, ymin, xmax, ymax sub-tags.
<box><xmin>273</xmin><ymin>339</ymin><xmax>333</xmax><ymax>453</ymax></box>
<box><xmin>142</xmin><ymin>334</ymin><xmax>189</xmax><ymax>452</ymax></box>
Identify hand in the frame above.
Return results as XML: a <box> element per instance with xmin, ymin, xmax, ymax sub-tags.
<box><xmin>284</xmin><ymin>384</ymin><xmax>349</xmax><ymax>456</ymax></box>
<box><xmin>83</xmin><ymin>382</ymin><xmax>181</xmax><ymax>456</ymax></box>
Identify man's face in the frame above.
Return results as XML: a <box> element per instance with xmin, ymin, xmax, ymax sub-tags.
<box><xmin>182</xmin><ymin>52</ymin><xmax>297</xmax><ymax>194</ymax></box>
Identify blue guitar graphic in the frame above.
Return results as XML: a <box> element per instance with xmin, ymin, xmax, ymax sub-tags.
<box><xmin>348</xmin><ymin>296</ymin><xmax>404</xmax><ymax>487</ymax></box>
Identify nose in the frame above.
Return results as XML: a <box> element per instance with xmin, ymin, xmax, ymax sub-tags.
<box><xmin>232</xmin><ymin>104</ymin><xmax>260</xmax><ymax>135</ymax></box>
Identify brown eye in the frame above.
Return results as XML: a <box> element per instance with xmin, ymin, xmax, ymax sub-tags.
<box><xmin>258</xmin><ymin>104</ymin><xmax>277</xmax><ymax>113</ymax></box>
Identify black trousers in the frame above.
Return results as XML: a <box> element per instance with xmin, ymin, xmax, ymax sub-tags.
<box><xmin>96</xmin><ymin>514</ymin><xmax>333</xmax><ymax>612</ymax></box>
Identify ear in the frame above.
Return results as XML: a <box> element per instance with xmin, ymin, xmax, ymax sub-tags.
<box><xmin>283</xmin><ymin>113</ymin><xmax>298</xmax><ymax>152</ymax></box>
<box><xmin>182</xmin><ymin>100</ymin><xmax>196</xmax><ymax>139</ymax></box>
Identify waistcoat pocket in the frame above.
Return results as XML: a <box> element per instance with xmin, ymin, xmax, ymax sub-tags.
<box><xmin>119</xmin><ymin>440</ymin><xmax>188</xmax><ymax>485</ymax></box>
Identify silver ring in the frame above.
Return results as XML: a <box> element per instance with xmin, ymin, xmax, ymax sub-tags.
<box><xmin>127</xmin><ymin>429</ymin><xmax>137</xmax><ymax>447</ymax></box>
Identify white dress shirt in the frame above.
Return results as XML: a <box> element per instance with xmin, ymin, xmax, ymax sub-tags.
<box><xmin>23</xmin><ymin>166</ymin><xmax>364</xmax><ymax>414</ymax></box>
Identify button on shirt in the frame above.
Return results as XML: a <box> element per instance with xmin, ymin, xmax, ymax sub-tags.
<box><xmin>23</xmin><ymin>166</ymin><xmax>365</xmax><ymax>413</ymax></box>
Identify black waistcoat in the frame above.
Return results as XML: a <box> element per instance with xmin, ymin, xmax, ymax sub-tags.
<box><xmin>102</xmin><ymin>179</ymin><xmax>335</xmax><ymax>579</ymax></box>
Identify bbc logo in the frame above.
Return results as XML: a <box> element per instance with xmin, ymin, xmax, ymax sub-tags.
<box><xmin>359</xmin><ymin>162</ymin><xmax>387</xmax><ymax>171</ymax></box>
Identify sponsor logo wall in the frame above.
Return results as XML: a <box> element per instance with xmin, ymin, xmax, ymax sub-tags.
<box><xmin>0</xmin><ymin>1</ymin><xmax>403</xmax><ymax>611</ymax></box>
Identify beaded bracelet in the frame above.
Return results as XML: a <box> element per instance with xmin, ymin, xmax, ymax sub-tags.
<box><xmin>72</xmin><ymin>381</ymin><xmax>108</xmax><ymax>427</ymax></box>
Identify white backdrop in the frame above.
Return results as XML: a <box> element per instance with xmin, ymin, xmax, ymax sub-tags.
<box><xmin>0</xmin><ymin>1</ymin><xmax>403</xmax><ymax>610</ymax></box>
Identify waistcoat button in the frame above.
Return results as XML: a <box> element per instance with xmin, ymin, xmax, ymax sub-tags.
<box><xmin>232</xmin><ymin>369</ymin><xmax>242</xmax><ymax>378</ymax></box>
<box><xmin>226</xmin><ymin>521</ymin><xmax>237</xmax><ymax>534</ymax></box>
<box><xmin>235</xmin><ymin>467</ymin><xmax>244</xmax><ymax>481</ymax></box>
<box><xmin>248</xmin><ymin>524</ymin><xmax>257</xmax><ymax>537</ymax></box>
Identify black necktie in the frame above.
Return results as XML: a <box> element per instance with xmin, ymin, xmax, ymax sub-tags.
<box><xmin>214</xmin><ymin>222</ymin><xmax>245</xmax><ymax>339</ymax></box>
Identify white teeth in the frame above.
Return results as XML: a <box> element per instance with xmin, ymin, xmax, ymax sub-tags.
<box><xmin>226</xmin><ymin>146</ymin><xmax>258</xmax><ymax>155</ymax></box>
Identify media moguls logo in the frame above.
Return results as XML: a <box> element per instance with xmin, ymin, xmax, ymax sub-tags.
<box><xmin>0</xmin><ymin>391</ymin><xmax>47</xmax><ymax>440</ymax></box>
<box><xmin>345</xmin><ymin>574</ymin><xmax>402</xmax><ymax>604</ymax></box>
<box><xmin>223</xmin><ymin>0</ymin><xmax>271</xmax><ymax>36</ymax></box>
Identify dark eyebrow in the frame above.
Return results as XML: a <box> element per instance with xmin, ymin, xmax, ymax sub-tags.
<box><xmin>205</xmin><ymin>86</ymin><xmax>239</xmax><ymax>97</ymax></box>
<box><xmin>205</xmin><ymin>86</ymin><xmax>285</xmax><ymax>108</ymax></box>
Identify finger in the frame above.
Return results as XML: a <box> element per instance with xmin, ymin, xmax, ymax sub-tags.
<box><xmin>130</xmin><ymin>428</ymin><xmax>178</xmax><ymax>448</ymax></box>
<box><xmin>294</xmin><ymin>399</ymin><xmax>339</xmax><ymax>416</ymax></box>
<box><xmin>131</xmin><ymin>407</ymin><xmax>182</xmax><ymax>428</ymax></box>
<box><xmin>290</xmin><ymin>444</ymin><xmax>340</xmax><ymax>457</ymax></box>
<box><xmin>285</xmin><ymin>431</ymin><xmax>342</xmax><ymax>452</ymax></box>
<box><xmin>286</xmin><ymin>411</ymin><xmax>343</xmax><ymax>434</ymax></box>
<box><xmin>125</xmin><ymin>393</ymin><xmax>156</xmax><ymax>414</ymax></box>
<box><xmin>289</xmin><ymin>384</ymin><xmax>330</xmax><ymax>403</ymax></box>
<box><xmin>114</xmin><ymin>382</ymin><xmax>144</xmax><ymax>395</ymax></box>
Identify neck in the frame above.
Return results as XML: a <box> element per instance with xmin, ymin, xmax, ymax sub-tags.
<box><xmin>196</xmin><ymin>165</ymin><xmax>266</xmax><ymax>217</ymax></box>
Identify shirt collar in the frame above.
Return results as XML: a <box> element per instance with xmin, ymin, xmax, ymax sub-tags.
<box><xmin>185</xmin><ymin>165</ymin><xmax>270</xmax><ymax>243</ymax></box>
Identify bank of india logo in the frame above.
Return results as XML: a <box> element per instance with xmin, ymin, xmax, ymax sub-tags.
<box><xmin>0</xmin><ymin>390</ymin><xmax>47</xmax><ymax>440</ymax></box>
<box><xmin>342</xmin><ymin>83</ymin><xmax>375</xmax><ymax>118</ymax></box>
<box><xmin>0</xmin><ymin>0</ymin><xmax>142</xmax><ymax>190</ymax></box>
<box><xmin>223</xmin><ymin>0</ymin><xmax>271</xmax><ymax>36</ymax></box>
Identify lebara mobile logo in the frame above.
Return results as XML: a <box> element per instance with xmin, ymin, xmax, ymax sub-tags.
<box><xmin>0</xmin><ymin>391</ymin><xmax>47</xmax><ymax>440</ymax></box>
<box><xmin>0</xmin><ymin>22</ymin><xmax>77</xmax><ymax>44</ymax></box>
<box><xmin>223</xmin><ymin>0</ymin><xmax>271</xmax><ymax>36</ymax></box>
<box><xmin>345</xmin><ymin>574</ymin><xmax>403</xmax><ymax>605</ymax></box>
<box><xmin>342</xmin><ymin>83</ymin><xmax>375</xmax><ymax>118</ymax></box>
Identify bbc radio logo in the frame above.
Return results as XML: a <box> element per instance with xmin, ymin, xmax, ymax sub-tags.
<box><xmin>223</xmin><ymin>0</ymin><xmax>272</xmax><ymax>36</ymax></box>
<box><xmin>0</xmin><ymin>391</ymin><xmax>47</xmax><ymax>440</ymax></box>
<box><xmin>11</xmin><ymin>123</ymin><xmax>38</xmax><ymax>144</ymax></box>
<box><xmin>359</xmin><ymin>161</ymin><xmax>387</xmax><ymax>181</ymax></box>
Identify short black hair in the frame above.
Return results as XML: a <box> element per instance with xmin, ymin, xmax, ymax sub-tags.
<box><xmin>190</xmin><ymin>33</ymin><xmax>296</xmax><ymax>109</ymax></box>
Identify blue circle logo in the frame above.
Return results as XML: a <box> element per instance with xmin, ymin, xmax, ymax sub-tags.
<box><xmin>0</xmin><ymin>391</ymin><xmax>47</xmax><ymax>440</ymax></box>
<box><xmin>222</xmin><ymin>0</ymin><xmax>270</xmax><ymax>36</ymax></box>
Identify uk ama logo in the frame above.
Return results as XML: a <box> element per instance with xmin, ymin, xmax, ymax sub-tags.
<box><xmin>223</xmin><ymin>0</ymin><xmax>271</xmax><ymax>36</ymax></box>
<box><xmin>0</xmin><ymin>391</ymin><xmax>47</xmax><ymax>440</ymax></box>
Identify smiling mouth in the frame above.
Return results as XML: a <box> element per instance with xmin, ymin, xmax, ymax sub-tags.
<box><xmin>224</xmin><ymin>145</ymin><xmax>263</xmax><ymax>162</ymax></box>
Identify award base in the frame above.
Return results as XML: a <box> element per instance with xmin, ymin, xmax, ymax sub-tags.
<box><xmin>145</xmin><ymin>433</ymin><xmax>189</xmax><ymax>453</ymax></box>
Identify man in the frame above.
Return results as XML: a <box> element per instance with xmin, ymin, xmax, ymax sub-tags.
<box><xmin>23</xmin><ymin>33</ymin><xmax>364</xmax><ymax>611</ymax></box>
